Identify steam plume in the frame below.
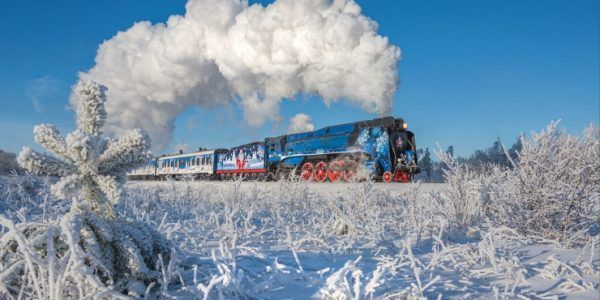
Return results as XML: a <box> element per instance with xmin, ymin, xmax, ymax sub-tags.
<box><xmin>73</xmin><ymin>0</ymin><xmax>401</xmax><ymax>150</ymax></box>
<box><xmin>288</xmin><ymin>113</ymin><xmax>315</xmax><ymax>133</ymax></box>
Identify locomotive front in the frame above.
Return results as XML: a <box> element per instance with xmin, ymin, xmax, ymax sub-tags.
<box><xmin>387</xmin><ymin>118</ymin><xmax>420</xmax><ymax>182</ymax></box>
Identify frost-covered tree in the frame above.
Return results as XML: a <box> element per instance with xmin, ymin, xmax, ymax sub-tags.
<box><xmin>1</xmin><ymin>81</ymin><xmax>173</xmax><ymax>298</ymax></box>
<box><xmin>418</xmin><ymin>148</ymin><xmax>433</xmax><ymax>180</ymax></box>
<box><xmin>17</xmin><ymin>81</ymin><xmax>149</xmax><ymax>218</ymax></box>
<box><xmin>445</xmin><ymin>145</ymin><xmax>454</xmax><ymax>158</ymax></box>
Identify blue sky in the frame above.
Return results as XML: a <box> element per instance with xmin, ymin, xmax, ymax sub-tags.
<box><xmin>0</xmin><ymin>0</ymin><xmax>598</xmax><ymax>157</ymax></box>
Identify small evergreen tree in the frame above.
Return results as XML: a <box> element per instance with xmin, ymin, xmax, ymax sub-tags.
<box><xmin>507</xmin><ymin>137</ymin><xmax>523</xmax><ymax>164</ymax></box>
<box><xmin>419</xmin><ymin>148</ymin><xmax>433</xmax><ymax>180</ymax></box>
<box><xmin>17</xmin><ymin>81</ymin><xmax>149</xmax><ymax>218</ymax></box>
<box><xmin>445</xmin><ymin>145</ymin><xmax>454</xmax><ymax>158</ymax></box>
<box><xmin>487</xmin><ymin>137</ymin><xmax>506</xmax><ymax>166</ymax></box>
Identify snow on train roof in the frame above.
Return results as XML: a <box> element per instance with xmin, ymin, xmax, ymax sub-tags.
<box><xmin>157</xmin><ymin>149</ymin><xmax>215</xmax><ymax>160</ymax></box>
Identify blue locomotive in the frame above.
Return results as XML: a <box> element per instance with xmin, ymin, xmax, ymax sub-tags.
<box><xmin>128</xmin><ymin>116</ymin><xmax>419</xmax><ymax>182</ymax></box>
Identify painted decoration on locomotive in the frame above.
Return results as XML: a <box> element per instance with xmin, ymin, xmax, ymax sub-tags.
<box><xmin>216</xmin><ymin>142</ymin><xmax>266</xmax><ymax>174</ymax></box>
<box><xmin>353</xmin><ymin>126</ymin><xmax>392</xmax><ymax>173</ymax></box>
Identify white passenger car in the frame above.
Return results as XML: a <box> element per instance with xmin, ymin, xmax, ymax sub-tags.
<box><xmin>128</xmin><ymin>159</ymin><xmax>156</xmax><ymax>180</ymax></box>
<box><xmin>156</xmin><ymin>150</ymin><xmax>216</xmax><ymax>179</ymax></box>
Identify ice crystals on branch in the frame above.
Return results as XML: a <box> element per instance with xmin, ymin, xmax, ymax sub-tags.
<box><xmin>18</xmin><ymin>80</ymin><xmax>150</xmax><ymax>217</ymax></box>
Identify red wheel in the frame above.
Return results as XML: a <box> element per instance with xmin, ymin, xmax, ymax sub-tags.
<box><xmin>301</xmin><ymin>162</ymin><xmax>314</xmax><ymax>181</ymax></box>
<box><xmin>314</xmin><ymin>161</ymin><xmax>328</xmax><ymax>182</ymax></box>
<box><xmin>343</xmin><ymin>161</ymin><xmax>358</xmax><ymax>182</ymax></box>
<box><xmin>327</xmin><ymin>160</ymin><xmax>343</xmax><ymax>182</ymax></box>
<box><xmin>396</xmin><ymin>171</ymin><xmax>411</xmax><ymax>182</ymax></box>
<box><xmin>383</xmin><ymin>171</ymin><xmax>393</xmax><ymax>183</ymax></box>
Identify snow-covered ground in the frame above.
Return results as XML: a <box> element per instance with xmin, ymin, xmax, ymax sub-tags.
<box><xmin>126</xmin><ymin>180</ymin><xmax>599</xmax><ymax>299</ymax></box>
<box><xmin>1</xmin><ymin>175</ymin><xmax>598</xmax><ymax>299</ymax></box>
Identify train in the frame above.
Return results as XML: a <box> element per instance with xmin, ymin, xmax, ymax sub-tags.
<box><xmin>128</xmin><ymin>116</ymin><xmax>419</xmax><ymax>183</ymax></box>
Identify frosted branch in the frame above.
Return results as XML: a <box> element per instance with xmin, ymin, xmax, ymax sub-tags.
<box><xmin>75</xmin><ymin>80</ymin><xmax>107</xmax><ymax>137</ymax></box>
<box><xmin>98</xmin><ymin>129</ymin><xmax>150</xmax><ymax>179</ymax></box>
<box><xmin>17</xmin><ymin>147</ymin><xmax>73</xmax><ymax>176</ymax></box>
<box><xmin>33</xmin><ymin>124</ymin><xmax>70</xmax><ymax>161</ymax></box>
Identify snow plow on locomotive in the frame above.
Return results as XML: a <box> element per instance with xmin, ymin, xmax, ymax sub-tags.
<box><xmin>128</xmin><ymin>116</ymin><xmax>419</xmax><ymax>183</ymax></box>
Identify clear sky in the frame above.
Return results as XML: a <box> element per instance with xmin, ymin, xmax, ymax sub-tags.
<box><xmin>0</xmin><ymin>0</ymin><xmax>598</xmax><ymax>157</ymax></box>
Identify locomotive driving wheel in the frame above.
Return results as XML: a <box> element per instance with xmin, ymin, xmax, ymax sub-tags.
<box><xmin>383</xmin><ymin>171</ymin><xmax>393</xmax><ymax>183</ymax></box>
<box><xmin>300</xmin><ymin>162</ymin><xmax>314</xmax><ymax>181</ymax></box>
<box><xmin>343</xmin><ymin>160</ymin><xmax>358</xmax><ymax>182</ymax></box>
<box><xmin>314</xmin><ymin>161</ymin><xmax>328</xmax><ymax>182</ymax></box>
<box><xmin>327</xmin><ymin>160</ymin><xmax>343</xmax><ymax>182</ymax></box>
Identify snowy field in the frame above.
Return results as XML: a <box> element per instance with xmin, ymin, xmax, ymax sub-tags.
<box><xmin>2</xmin><ymin>175</ymin><xmax>597</xmax><ymax>299</ymax></box>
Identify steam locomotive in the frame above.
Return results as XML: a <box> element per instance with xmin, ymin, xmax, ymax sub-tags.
<box><xmin>128</xmin><ymin>116</ymin><xmax>419</xmax><ymax>182</ymax></box>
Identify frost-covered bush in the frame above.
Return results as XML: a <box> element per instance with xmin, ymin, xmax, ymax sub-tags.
<box><xmin>0</xmin><ymin>173</ymin><xmax>63</xmax><ymax>222</ymax></box>
<box><xmin>0</xmin><ymin>81</ymin><xmax>173</xmax><ymax>298</ymax></box>
<box><xmin>437</xmin><ymin>121</ymin><xmax>599</xmax><ymax>247</ymax></box>
<box><xmin>431</xmin><ymin>150</ymin><xmax>487</xmax><ymax>235</ymax></box>
<box><xmin>489</xmin><ymin>121</ymin><xmax>599</xmax><ymax>246</ymax></box>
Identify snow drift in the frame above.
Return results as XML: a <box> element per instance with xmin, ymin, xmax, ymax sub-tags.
<box><xmin>73</xmin><ymin>0</ymin><xmax>401</xmax><ymax>151</ymax></box>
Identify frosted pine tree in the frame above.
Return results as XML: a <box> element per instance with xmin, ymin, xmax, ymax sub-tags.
<box><xmin>18</xmin><ymin>81</ymin><xmax>148</xmax><ymax>218</ymax></box>
<box><xmin>0</xmin><ymin>81</ymin><xmax>173</xmax><ymax>299</ymax></box>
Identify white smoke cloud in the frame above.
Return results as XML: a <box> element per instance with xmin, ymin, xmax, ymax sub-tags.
<box><xmin>288</xmin><ymin>113</ymin><xmax>315</xmax><ymax>133</ymax></box>
<box><xmin>72</xmin><ymin>0</ymin><xmax>401</xmax><ymax>151</ymax></box>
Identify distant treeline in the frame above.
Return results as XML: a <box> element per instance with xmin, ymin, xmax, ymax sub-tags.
<box><xmin>415</xmin><ymin>137</ymin><xmax>523</xmax><ymax>183</ymax></box>
<box><xmin>0</xmin><ymin>149</ymin><xmax>23</xmax><ymax>175</ymax></box>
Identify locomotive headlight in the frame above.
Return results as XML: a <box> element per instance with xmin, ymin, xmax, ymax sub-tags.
<box><xmin>402</xmin><ymin>122</ymin><xmax>408</xmax><ymax>129</ymax></box>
